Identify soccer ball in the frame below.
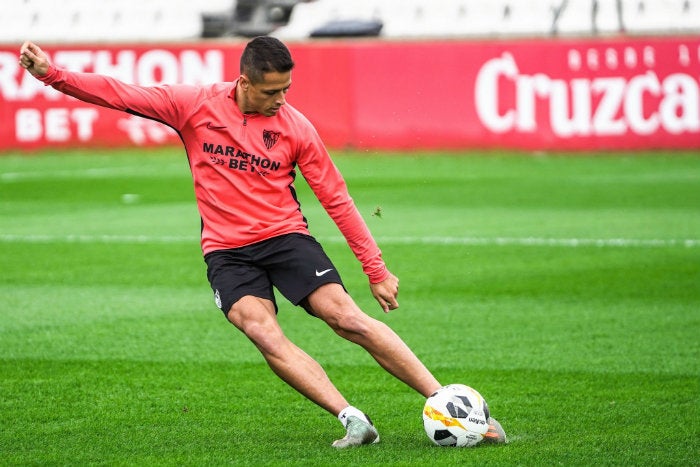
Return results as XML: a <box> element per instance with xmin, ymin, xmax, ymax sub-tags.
<box><xmin>422</xmin><ymin>384</ymin><xmax>490</xmax><ymax>447</ymax></box>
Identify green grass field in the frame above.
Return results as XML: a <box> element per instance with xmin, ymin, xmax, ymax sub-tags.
<box><xmin>1</xmin><ymin>148</ymin><xmax>698</xmax><ymax>466</ymax></box>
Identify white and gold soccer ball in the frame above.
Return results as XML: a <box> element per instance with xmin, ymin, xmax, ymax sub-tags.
<box><xmin>422</xmin><ymin>384</ymin><xmax>490</xmax><ymax>447</ymax></box>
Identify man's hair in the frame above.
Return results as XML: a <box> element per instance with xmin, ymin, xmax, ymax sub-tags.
<box><xmin>240</xmin><ymin>36</ymin><xmax>295</xmax><ymax>84</ymax></box>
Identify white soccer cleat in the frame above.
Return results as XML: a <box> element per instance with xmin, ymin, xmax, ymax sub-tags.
<box><xmin>331</xmin><ymin>415</ymin><xmax>380</xmax><ymax>448</ymax></box>
<box><xmin>482</xmin><ymin>417</ymin><xmax>507</xmax><ymax>444</ymax></box>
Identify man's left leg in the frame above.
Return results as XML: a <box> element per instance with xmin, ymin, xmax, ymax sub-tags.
<box><xmin>306</xmin><ymin>283</ymin><xmax>442</xmax><ymax>398</ymax></box>
<box><xmin>306</xmin><ymin>284</ymin><xmax>510</xmax><ymax>446</ymax></box>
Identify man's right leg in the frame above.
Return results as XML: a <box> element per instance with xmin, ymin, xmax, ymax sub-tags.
<box><xmin>226</xmin><ymin>295</ymin><xmax>379</xmax><ymax>447</ymax></box>
<box><xmin>226</xmin><ymin>295</ymin><xmax>351</xmax><ymax>417</ymax></box>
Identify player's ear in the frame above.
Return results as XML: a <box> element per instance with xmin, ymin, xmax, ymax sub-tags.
<box><xmin>239</xmin><ymin>74</ymin><xmax>251</xmax><ymax>91</ymax></box>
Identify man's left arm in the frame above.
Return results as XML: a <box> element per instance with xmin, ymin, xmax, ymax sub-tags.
<box><xmin>297</xmin><ymin>130</ymin><xmax>399</xmax><ymax>311</ymax></box>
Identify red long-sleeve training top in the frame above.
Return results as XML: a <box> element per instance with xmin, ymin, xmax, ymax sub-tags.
<box><xmin>38</xmin><ymin>66</ymin><xmax>389</xmax><ymax>284</ymax></box>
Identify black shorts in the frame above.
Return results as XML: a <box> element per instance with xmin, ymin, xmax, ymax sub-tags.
<box><xmin>204</xmin><ymin>233</ymin><xmax>344</xmax><ymax>315</ymax></box>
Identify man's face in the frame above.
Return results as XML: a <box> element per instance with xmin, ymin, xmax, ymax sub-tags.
<box><xmin>238</xmin><ymin>71</ymin><xmax>292</xmax><ymax>117</ymax></box>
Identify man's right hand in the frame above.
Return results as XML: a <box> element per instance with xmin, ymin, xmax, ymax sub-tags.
<box><xmin>19</xmin><ymin>41</ymin><xmax>50</xmax><ymax>78</ymax></box>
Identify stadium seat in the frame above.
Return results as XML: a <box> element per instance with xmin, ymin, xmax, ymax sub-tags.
<box><xmin>201</xmin><ymin>0</ymin><xmax>237</xmax><ymax>38</ymax></box>
<box><xmin>495</xmin><ymin>0</ymin><xmax>559</xmax><ymax>36</ymax></box>
<box><xmin>419</xmin><ymin>0</ymin><xmax>494</xmax><ymax>38</ymax></box>
<box><xmin>621</xmin><ymin>0</ymin><xmax>700</xmax><ymax>33</ymax></box>
<box><xmin>595</xmin><ymin>0</ymin><xmax>625</xmax><ymax>33</ymax></box>
<box><xmin>273</xmin><ymin>0</ymin><xmax>381</xmax><ymax>39</ymax></box>
<box><xmin>372</xmin><ymin>0</ymin><xmax>424</xmax><ymax>37</ymax></box>
<box><xmin>555</xmin><ymin>0</ymin><xmax>597</xmax><ymax>35</ymax></box>
<box><xmin>270</xmin><ymin>1</ymin><xmax>329</xmax><ymax>39</ymax></box>
<box><xmin>231</xmin><ymin>0</ymin><xmax>303</xmax><ymax>37</ymax></box>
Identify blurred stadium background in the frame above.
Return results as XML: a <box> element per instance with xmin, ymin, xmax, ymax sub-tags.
<box><xmin>1</xmin><ymin>0</ymin><xmax>699</xmax><ymax>154</ymax></box>
<box><xmin>1</xmin><ymin>0</ymin><xmax>700</xmax><ymax>42</ymax></box>
<box><xmin>1</xmin><ymin>0</ymin><xmax>698</xmax><ymax>284</ymax></box>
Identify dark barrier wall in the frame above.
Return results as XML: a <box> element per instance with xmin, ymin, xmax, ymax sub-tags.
<box><xmin>1</xmin><ymin>36</ymin><xmax>698</xmax><ymax>151</ymax></box>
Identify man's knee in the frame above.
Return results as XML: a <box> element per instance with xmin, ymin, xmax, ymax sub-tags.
<box><xmin>227</xmin><ymin>296</ymin><xmax>285</xmax><ymax>353</ymax></box>
<box><xmin>328</xmin><ymin>310</ymin><xmax>365</xmax><ymax>333</ymax></box>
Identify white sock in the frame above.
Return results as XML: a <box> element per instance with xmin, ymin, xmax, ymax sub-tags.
<box><xmin>337</xmin><ymin>406</ymin><xmax>370</xmax><ymax>428</ymax></box>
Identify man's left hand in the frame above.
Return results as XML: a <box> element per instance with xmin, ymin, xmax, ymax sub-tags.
<box><xmin>370</xmin><ymin>272</ymin><xmax>399</xmax><ymax>313</ymax></box>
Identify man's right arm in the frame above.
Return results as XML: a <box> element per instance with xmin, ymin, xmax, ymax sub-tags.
<box><xmin>19</xmin><ymin>41</ymin><xmax>191</xmax><ymax>130</ymax></box>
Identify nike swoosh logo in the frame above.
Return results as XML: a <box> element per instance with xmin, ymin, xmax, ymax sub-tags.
<box><xmin>206</xmin><ymin>122</ymin><xmax>227</xmax><ymax>130</ymax></box>
<box><xmin>315</xmin><ymin>268</ymin><xmax>333</xmax><ymax>277</ymax></box>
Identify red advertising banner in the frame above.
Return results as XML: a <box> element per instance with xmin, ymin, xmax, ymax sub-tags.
<box><xmin>0</xmin><ymin>43</ymin><xmax>238</xmax><ymax>151</ymax></box>
<box><xmin>1</xmin><ymin>37</ymin><xmax>698</xmax><ymax>152</ymax></box>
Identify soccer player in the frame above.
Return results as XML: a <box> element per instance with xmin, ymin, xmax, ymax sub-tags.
<box><xmin>19</xmin><ymin>37</ymin><xmax>504</xmax><ymax>447</ymax></box>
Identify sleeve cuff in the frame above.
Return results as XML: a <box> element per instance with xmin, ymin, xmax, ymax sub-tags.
<box><xmin>367</xmin><ymin>265</ymin><xmax>390</xmax><ymax>284</ymax></box>
<box><xmin>37</xmin><ymin>65</ymin><xmax>61</xmax><ymax>85</ymax></box>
